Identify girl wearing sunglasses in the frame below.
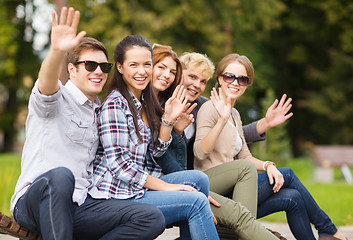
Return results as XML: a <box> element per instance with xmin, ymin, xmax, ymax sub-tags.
<box><xmin>92</xmin><ymin>35</ymin><xmax>219</xmax><ymax>240</ymax></box>
<box><xmin>193</xmin><ymin>53</ymin><xmax>346</xmax><ymax>240</ymax></box>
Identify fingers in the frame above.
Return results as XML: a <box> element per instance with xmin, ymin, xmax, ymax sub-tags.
<box><xmin>268</xmin><ymin>99</ymin><xmax>278</xmax><ymax>111</ymax></box>
<box><xmin>182</xmin><ymin>185</ymin><xmax>197</xmax><ymax>192</ymax></box>
<box><xmin>71</xmin><ymin>9</ymin><xmax>81</xmax><ymax>30</ymax></box>
<box><xmin>186</xmin><ymin>103</ymin><xmax>197</xmax><ymax>114</ymax></box>
<box><xmin>208</xmin><ymin>196</ymin><xmax>221</xmax><ymax>207</ymax></box>
<box><xmin>51</xmin><ymin>11</ymin><xmax>57</xmax><ymax>26</ymax></box>
<box><xmin>272</xmin><ymin>174</ymin><xmax>284</xmax><ymax>193</ymax></box>
<box><xmin>212</xmin><ymin>213</ymin><xmax>218</xmax><ymax>225</ymax></box>
<box><xmin>278</xmin><ymin>93</ymin><xmax>287</xmax><ymax>107</ymax></box>
<box><xmin>66</xmin><ymin>7</ymin><xmax>75</xmax><ymax>26</ymax></box>
<box><xmin>58</xmin><ymin>7</ymin><xmax>67</xmax><ymax>25</ymax></box>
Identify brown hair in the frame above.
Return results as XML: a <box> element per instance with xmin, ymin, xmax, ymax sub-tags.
<box><xmin>216</xmin><ymin>53</ymin><xmax>254</xmax><ymax>88</ymax></box>
<box><xmin>65</xmin><ymin>37</ymin><xmax>109</xmax><ymax>76</ymax></box>
<box><xmin>153</xmin><ymin>45</ymin><xmax>183</xmax><ymax>103</ymax></box>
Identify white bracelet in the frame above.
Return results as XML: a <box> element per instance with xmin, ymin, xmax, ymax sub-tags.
<box><xmin>161</xmin><ymin>115</ymin><xmax>177</xmax><ymax>127</ymax></box>
<box><xmin>263</xmin><ymin>161</ymin><xmax>270</xmax><ymax>171</ymax></box>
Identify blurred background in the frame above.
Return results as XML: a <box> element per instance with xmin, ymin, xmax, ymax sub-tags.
<box><xmin>0</xmin><ymin>0</ymin><xmax>352</xmax><ymax>225</ymax></box>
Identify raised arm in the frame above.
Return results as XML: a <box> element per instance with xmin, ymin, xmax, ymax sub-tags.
<box><xmin>159</xmin><ymin>85</ymin><xmax>188</xmax><ymax>141</ymax></box>
<box><xmin>255</xmin><ymin>94</ymin><xmax>293</xmax><ymax>135</ymax></box>
<box><xmin>199</xmin><ymin>88</ymin><xmax>231</xmax><ymax>154</ymax></box>
<box><xmin>38</xmin><ymin>7</ymin><xmax>86</xmax><ymax>95</ymax></box>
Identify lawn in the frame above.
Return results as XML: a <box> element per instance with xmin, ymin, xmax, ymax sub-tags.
<box><xmin>0</xmin><ymin>154</ymin><xmax>352</xmax><ymax>226</ymax></box>
<box><xmin>259</xmin><ymin>158</ymin><xmax>353</xmax><ymax>226</ymax></box>
<box><xmin>0</xmin><ymin>153</ymin><xmax>21</xmax><ymax>216</ymax></box>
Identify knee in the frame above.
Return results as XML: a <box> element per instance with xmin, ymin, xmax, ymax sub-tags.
<box><xmin>133</xmin><ymin>204</ymin><xmax>165</xmax><ymax>239</ymax></box>
<box><xmin>282</xmin><ymin>189</ymin><xmax>304</xmax><ymax>211</ymax></box>
<box><xmin>279</xmin><ymin>167</ymin><xmax>298</xmax><ymax>182</ymax></box>
<box><xmin>238</xmin><ymin>159</ymin><xmax>257</xmax><ymax>177</ymax></box>
<box><xmin>189</xmin><ymin>191</ymin><xmax>209</xmax><ymax>210</ymax></box>
<box><xmin>45</xmin><ymin>167</ymin><xmax>75</xmax><ymax>194</ymax></box>
<box><xmin>185</xmin><ymin>170</ymin><xmax>210</xmax><ymax>195</ymax></box>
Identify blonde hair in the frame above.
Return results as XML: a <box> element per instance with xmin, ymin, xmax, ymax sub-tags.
<box><xmin>179</xmin><ymin>52</ymin><xmax>215</xmax><ymax>80</ymax></box>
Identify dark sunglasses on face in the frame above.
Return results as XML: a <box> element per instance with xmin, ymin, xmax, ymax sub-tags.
<box><xmin>222</xmin><ymin>72</ymin><xmax>249</xmax><ymax>86</ymax></box>
<box><xmin>74</xmin><ymin>60</ymin><xmax>113</xmax><ymax>73</ymax></box>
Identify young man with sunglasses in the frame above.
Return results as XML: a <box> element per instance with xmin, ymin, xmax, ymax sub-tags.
<box><xmin>10</xmin><ymin>7</ymin><xmax>165</xmax><ymax>240</ymax></box>
<box><xmin>155</xmin><ymin>52</ymin><xmax>292</xmax><ymax>239</ymax></box>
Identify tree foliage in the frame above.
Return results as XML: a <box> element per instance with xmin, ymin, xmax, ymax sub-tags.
<box><xmin>0</xmin><ymin>0</ymin><xmax>39</xmax><ymax>152</ymax></box>
<box><xmin>1</xmin><ymin>0</ymin><xmax>352</xmax><ymax>155</ymax></box>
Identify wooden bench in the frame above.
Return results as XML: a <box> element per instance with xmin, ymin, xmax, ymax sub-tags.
<box><xmin>308</xmin><ymin>143</ymin><xmax>353</xmax><ymax>184</ymax></box>
<box><xmin>2</xmin><ymin>211</ymin><xmax>286</xmax><ymax>239</ymax></box>
<box><xmin>0</xmin><ymin>212</ymin><xmax>42</xmax><ymax>240</ymax></box>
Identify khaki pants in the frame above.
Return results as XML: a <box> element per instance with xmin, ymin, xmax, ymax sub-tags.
<box><xmin>205</xmin><ymin>160</ymin><xmax>277</xmax><ymax>240</ymax></box>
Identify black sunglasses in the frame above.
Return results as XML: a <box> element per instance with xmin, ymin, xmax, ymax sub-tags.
<box><xmin>222</xmin><ymin>72</ymin><xmax>249</xmax><ymax>86</ymax></box>
<box><xmin>74</xmin><ymin>60</ymin><xmax>113</xmax><ymax>73</ymax></box>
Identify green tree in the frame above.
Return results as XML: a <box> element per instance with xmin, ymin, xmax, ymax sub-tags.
<box><xmin>264</xmin><ymin>0</ymin><xmax>353</xmax><ymax>155</ymax></box>
<box><xmin>0</xmin><ymin>0</ymin><xmax>39</xmax><ymax>152</ymax></box>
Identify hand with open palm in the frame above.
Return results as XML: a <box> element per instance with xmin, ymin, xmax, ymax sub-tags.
<box><xmin>50</xmin><ymin>7</ymin><xmax>86</xmax><ymax>53</ymax></box>
<box><xmin>210</xmin><ymin>88</ymin><xmax>232</xmax><ymax>122</ymax></box>
<box><xmin>164</xmin><ymin>85</ymin><xmax>188</xmax><ymax>123</ymax></box>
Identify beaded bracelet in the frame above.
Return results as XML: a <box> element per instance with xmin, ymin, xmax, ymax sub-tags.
<box><xmin>161</xmin><ymin>115</ymin><xmax>177</xmax><ymax>127</ymax></box>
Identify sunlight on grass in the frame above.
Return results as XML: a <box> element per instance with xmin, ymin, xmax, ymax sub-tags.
<box><xmin>0</xmin><ymin>153</ymin><xmax>21</xmax><ymax>216</ymax></box>
<box><xmin>259</xmin><ymin>158</ymin><xmax>353</xmax><ymax>226</ymax></box>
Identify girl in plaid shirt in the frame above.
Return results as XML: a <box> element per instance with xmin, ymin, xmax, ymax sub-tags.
<box><xmin>92</xmin><ymin>35</ymin><xmax>219</xmax><ymax>240</ymax></box>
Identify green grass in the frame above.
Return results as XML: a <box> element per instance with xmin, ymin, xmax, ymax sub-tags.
<box><xmin>0</xmin><ymin>153</ymin><xmax>21</xmax><ymax>216</ymax></box>
<box><xmin>1</xmin><ymin>154</ymin><xmax>352</xmax><ymax>226</ymax></box>
<box><xmin>259</xmin><ymin>158</ymin><xmax>353</xmax><ymax>226</ymax></box>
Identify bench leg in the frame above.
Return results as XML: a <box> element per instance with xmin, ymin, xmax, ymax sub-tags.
<box><xmin>0</xmin><ymin>212</ymin><xmax>42</xmax><ymax>240</ymax></box>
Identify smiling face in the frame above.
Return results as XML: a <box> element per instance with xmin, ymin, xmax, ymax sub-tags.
<box><xmin>68</xmin><ymin>49</ymin><xmax>109</xmax><ymax>102</ymax></box>
<box><xmin>117</xmin><ymin>46</ymin><xmax>153</xmax><ymax>99</ymax></box>
<box><xmin>219</xmin><ymin>61</ymin><xmax>248</xmax><ymax>103</ymax></box>
<box><xmin>152</xmin><ymin>56</ymin><xmax>177</xmax><ymax>93</ymax></box>
<box><xmin>182</xmin><ymin>68</ymin><xmax>209</xmax><ymax>102</ymax></box>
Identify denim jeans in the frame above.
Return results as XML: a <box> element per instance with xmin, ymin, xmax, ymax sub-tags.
<box><xmin>258</xmin><ymin>167</ymin><xmax>338</xmax><ymax>240</ymax></box>
<box><xmin>131</xmin><ymin>170</ymin><xmax>220</xmax><ymax>240</ymax></box>
<box><xmin>13</xmin><ymin>167</ymin><xmax>165</xmax><ymax>240</ymax></box>
<box><xmin>155</xmin><ymin>130</ymin><xmax>186</xmax><ymax>174</ymax></box>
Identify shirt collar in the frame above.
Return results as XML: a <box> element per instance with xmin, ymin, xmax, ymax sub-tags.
<box><xmin>128</xmin><ymin>88</ymin><xmax>143</xmax><ymax>111</ymax></box>
<box><xmin>65</xmin><ymin>80</ymin><xmax>100</xmax><ymax>108</ymax></box>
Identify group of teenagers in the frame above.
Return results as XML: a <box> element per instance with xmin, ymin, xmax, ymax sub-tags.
<box><xmin>10</xmin><ymin>7</ymin><xmax>346</xmax><ymax>240</ymax></box>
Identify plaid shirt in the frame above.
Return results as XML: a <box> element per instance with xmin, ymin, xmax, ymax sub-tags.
<box><xmin>92</xmin><ymin>90</ymin><xmax>171</xmax><ymax>199</ymax></box>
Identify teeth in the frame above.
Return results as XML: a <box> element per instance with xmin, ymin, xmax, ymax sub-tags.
<box><xmin>135</xmin><ymin>77</ymin><xmax>145</xmax><ymax>81</ymax></box>
<box><xmin>188</xmin><ymin>89</ymin><xmax>197</xmax><ymax>94</ymax></box>
<box><xmin>159</xmin><ymin>79</ymin><xmax>168</xmax><ymax>84</ymax></box>
<box><xmin>90</xmin><ymin>79</ymin><xmax>101</xmax><ymax>83</ymax></box>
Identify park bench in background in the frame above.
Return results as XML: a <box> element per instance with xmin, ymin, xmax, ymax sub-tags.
<box><xmin>308</xmin><ymin>143</ymin><xmax>353</xmax><ymax>184</ymax></box>
<box><xmin>0</xmin><ymin>212</ymin><xmax>42</xmax><ymax>240</ymax></box>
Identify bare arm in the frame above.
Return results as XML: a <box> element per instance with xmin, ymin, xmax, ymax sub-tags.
<box><xmin>38</xmin><ymin>7</ymin><xmax>86</xmax><ymax>95</ymax></box>
<box><xmin>256</xmin><ymin>94</ymin><xmax>293</xmax><ymax>135</ymax></box>
<box><xmin>144</xmin><ymin>175</ymin><xmax>197</xmax><ymax>192</ymax></box>
<box><xmin>247</xmin><ymin>155</ymin><xmax>284</xmax><ymax>193</ymax></box>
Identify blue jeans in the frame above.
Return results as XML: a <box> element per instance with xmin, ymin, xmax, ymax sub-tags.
<box><xmin>257</xmin><ymin>167</ymin><xmax>337</xmax><ymax>240</ymax></box>
<box><xmin>13</xmin><ymin>167</ymin><xmax>165</xmax><ymax>240</ymax></box>
<box><xmin>131</xmin><ymin>170</ymin><xmax>219</xmax><ymax>240</ymax></box>
<box><xmin>155</xmin><ymin>130</ymin><xmax>186</xmax><ymax>174</ymax></box>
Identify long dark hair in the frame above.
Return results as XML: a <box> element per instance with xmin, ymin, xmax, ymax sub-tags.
<box><xmin>104</xmin><ymin>35</ymin><xmax>162</xmax><ymax>148</ymax></box>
